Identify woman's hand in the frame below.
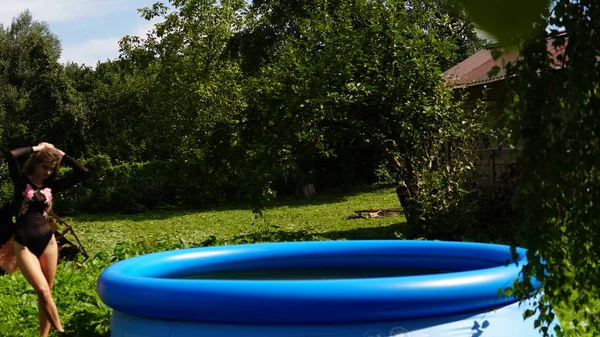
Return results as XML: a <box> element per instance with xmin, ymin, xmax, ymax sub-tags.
<box><xmin>33</xmin><ymin>142</ymin><xmax>65</xmax><ymax>159</ymax></box>
<box><xmin>56</xmin><ymin>148</ymin><xmax>65</xmax><ymax>158</ymax></box>
<box><xmin>33</xmin><ymin>142</ymin><xmax>55</xmax><ymax>152</ymax></box>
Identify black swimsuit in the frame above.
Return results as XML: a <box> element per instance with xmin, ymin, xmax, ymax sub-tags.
<box><xmin>7</xmin><ymin>147</ymin><xmax>88</xmax><ymax>257</ymax></box>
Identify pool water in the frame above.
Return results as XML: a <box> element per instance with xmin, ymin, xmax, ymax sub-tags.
<box><xmin>180</xmin><ymin>268</ymin><xmax>453</xmax><ymax>280</ymax></box>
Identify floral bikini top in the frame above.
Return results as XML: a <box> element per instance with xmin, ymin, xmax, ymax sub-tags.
<box><xmin>19</xmin><ymin>183</ymin><xmax>54</xmax><ymax>218</ymax></box>
<box><xmin>8</xmin><ymin>147</ymin><xmax>89</xmax><ymax>224</ymax></box>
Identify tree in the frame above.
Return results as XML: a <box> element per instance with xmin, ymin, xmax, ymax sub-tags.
<box><xmin>234</xmin><ymin>0</ymin><xmax>488</xmax><ymax>228</ymax></box>
<box><xmin>451</xmin><ymin>0</ymin><xmax>600</xmax><ymax>335</ymax></box>
<box><xmin>119</xmin><ymin>0</ymin><xmax>255</xmax><ymax>202</ymax></box>
<box><xmin>505</xmin><ymin>4</ymin><xmax>600</xmax><ymax>337</ymax></box>
<box><xmin>0</xmin><ymin>11</ymin><xmax>86</xmax><ymax>155</ymax></box>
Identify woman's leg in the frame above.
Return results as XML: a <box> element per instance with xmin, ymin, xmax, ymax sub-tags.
<box><xmin>38</xmin><ymin>235</ymin><xmax>60</xmax><ymax>337</ymax></box>
<box><xmin>14</xmin><ymin>240</ymin><xmax>64</xmax><ymax>335</ymax></box>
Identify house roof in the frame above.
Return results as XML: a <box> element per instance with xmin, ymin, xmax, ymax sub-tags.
<box><xmin>443</xmin><ymin>37</ymin><xmax>567</xmax><ymax>89</ymax></box>
<box><xmin>443</xmin><ymin>48</ymin><xmax>519</xmax><ymax>88</ymax></box>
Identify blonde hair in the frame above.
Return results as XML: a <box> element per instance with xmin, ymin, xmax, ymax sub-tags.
<box><xmin>23</xmin><ymin>148</ymin><xmax>62</xmax><ymax>181</ymax></box>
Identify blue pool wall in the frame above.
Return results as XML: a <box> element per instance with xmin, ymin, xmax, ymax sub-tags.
<box><xmin>97</xmin><ymin>240</ymin><xmax>560</xmax><ymax>337</ymax></box>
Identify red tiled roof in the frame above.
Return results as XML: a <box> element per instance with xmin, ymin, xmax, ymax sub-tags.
<box><xmin>443</xmin><ymin>37</ymin><xmax>567</xmax><ymax>88</ymax></box>
<box><xmin>443</xmin><ymin>49</ymin><xmax>519</xmax><ymax>88</ymax></box>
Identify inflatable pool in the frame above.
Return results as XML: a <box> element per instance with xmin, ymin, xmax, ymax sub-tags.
<box><xmin>96</xmin><ymin>240</ymin><xmax>560</xmax><ymax>337</ymax></box>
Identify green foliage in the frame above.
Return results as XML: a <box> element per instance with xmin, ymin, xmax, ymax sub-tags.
<box><xmin>52</xmin><ymin>154</ymin><xmax>179</xmax><ymax>213</ymax></box>
<box><xmin>234</xmin><ymin>0</ymin><xmax>486</xmax><ymax>222</ymax></box>
<box><xmin>0</xmin><ymin>11</ymin><xmax>88</xmax><ymax>156</ymax></box>
<box><xmin>0</xmin><ymin>160</ymin><xmax>12</xmax><ymax>206</ymax></box>
<box><xmin>401</xmin><ymin>93</ymin><xmax>502</xmax><ymax>240</ymax></box>
<box><xmin>0</xmin><ymin>2</ymin><xmax>485</xmax><ymax>215</ymax></box>
<box><xmin>120</xmin><ymin>0</ymin><xmax>248</xmax><ymax>159</ymax></box>
<box><xmin>78</xmin><ymin>61</ymin><xmax>153</xmax><ymax>161</ymax></box>
<box><xmin>118</xmin><ymin>0</ymin><xmax>273</xmax><ymax>206</ymax></box>
<box><xmin>483</xmin><ymin>0</ymin><xmax>600</xmax><ymax>335</ymax></box>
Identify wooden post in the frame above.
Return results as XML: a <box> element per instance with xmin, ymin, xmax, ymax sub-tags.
<box><xmin>492</xmin><ymin>149</ymin><xmax>496</xmax><ymax>198</ymax></box>
<box><xmin>296</xmin><ymin>184</ymin><xmax>316</xmax><ymax>199</ymax></box>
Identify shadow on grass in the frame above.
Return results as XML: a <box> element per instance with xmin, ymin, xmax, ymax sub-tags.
<box><xmin>69</xmin><ymin>208</ymin><xmax>216</xmax><ymax>223</ymax></box>
<box><xmin>68</xmin><ymin>184</ymin><xmax>399</xmax><ymax>223</ymax></box>
<box><xmin>230</xmin><ymin>220</ymin><xmax>409</xmax><ymax>244</ymax></box>
<box><xmin>265</xmin><ymin>183</ymin><xmax>397</xmax><ymax>209</ymax></box>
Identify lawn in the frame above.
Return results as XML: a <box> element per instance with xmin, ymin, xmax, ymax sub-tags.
<box><xmin>68</xmin><ymin>185</ymin><xmax>406</xmax><ymax>257</ymax></box>
<box><xmin>0</xmin><ymin>184</ymin><xmax>591</xmax><ymax>337</ymax></box>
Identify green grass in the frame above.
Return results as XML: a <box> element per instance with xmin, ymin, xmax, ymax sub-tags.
<box><xmin>67</xmin><ymin>185</ymin><xmax>406</xmax><ymax>256</ymax></box>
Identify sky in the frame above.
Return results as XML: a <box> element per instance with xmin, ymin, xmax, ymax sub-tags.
<box><xmin>0</xmin><ymin>0</ymin><xmax>163</xmax><ymax>67</ymax></box>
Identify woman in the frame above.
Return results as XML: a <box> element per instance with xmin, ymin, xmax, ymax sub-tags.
<box><xmin>6</xmin><ymin>142</ymin><xmax>89</xmax><ymax>336</ymax></box>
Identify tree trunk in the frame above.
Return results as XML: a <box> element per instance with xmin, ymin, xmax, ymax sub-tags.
<box><xmin>372</xmin><ymin>136</ymin><xmax>419</xmax><ymax>215</ymax></box>
<box><xmin>396</xmin><ymin>180</ymin><xmax>411</xmax><ymax>211</ymax></box>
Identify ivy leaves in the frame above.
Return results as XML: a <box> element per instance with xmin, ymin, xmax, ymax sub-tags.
<box><xmin>480</xmin><ymin>0</ymin><xmax>600</xmax><ymax>335</ymax></box>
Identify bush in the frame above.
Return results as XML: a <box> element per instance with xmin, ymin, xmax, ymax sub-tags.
<box><xmin>53</xmin><ymin>154</ymin><xmax>179</xmax><ymax>214</ymax></box>
<box><xmin>404</xmin><ymin>158</ymin><xmax>524</xmax><ymax>244</ymax></box>
<box><xmin>53</xmin><ymin>152</ymin><xmax>250</xmax><ymax>213</ymax></box>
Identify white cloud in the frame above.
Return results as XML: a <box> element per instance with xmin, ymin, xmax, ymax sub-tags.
<box><xmin>0</xmin><ymin>0</ymin><xmax>124</xmax><ymax>26</ymax></box>
<box><xmin>133</xmin><ymin>20</ymin><xmax>158</xmax><ymax>39</ymax></box>
<box><xmin>0</xmin><ymin>0</ymin><xmax>166</xmax><ymax>67</ymax></box>
<box><xmin>60</xmin><ymin>37</ymin><xmax>119</xmax><ymax>67</ymax></box>
<box><xmin>59</xmin><ymin>19</ymin><xmax>158</xmax><ymax>67</ymax></box>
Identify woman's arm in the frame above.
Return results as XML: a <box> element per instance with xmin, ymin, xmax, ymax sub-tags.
<box><xmin>49</xmin><ymin>152</ymin><xmax>89</xmax><ymax>193</ymax></box>
<box><xmin>7</xmin><ymin>146</ymin><xmax>36</xmax><ymax>182</ymax></box>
